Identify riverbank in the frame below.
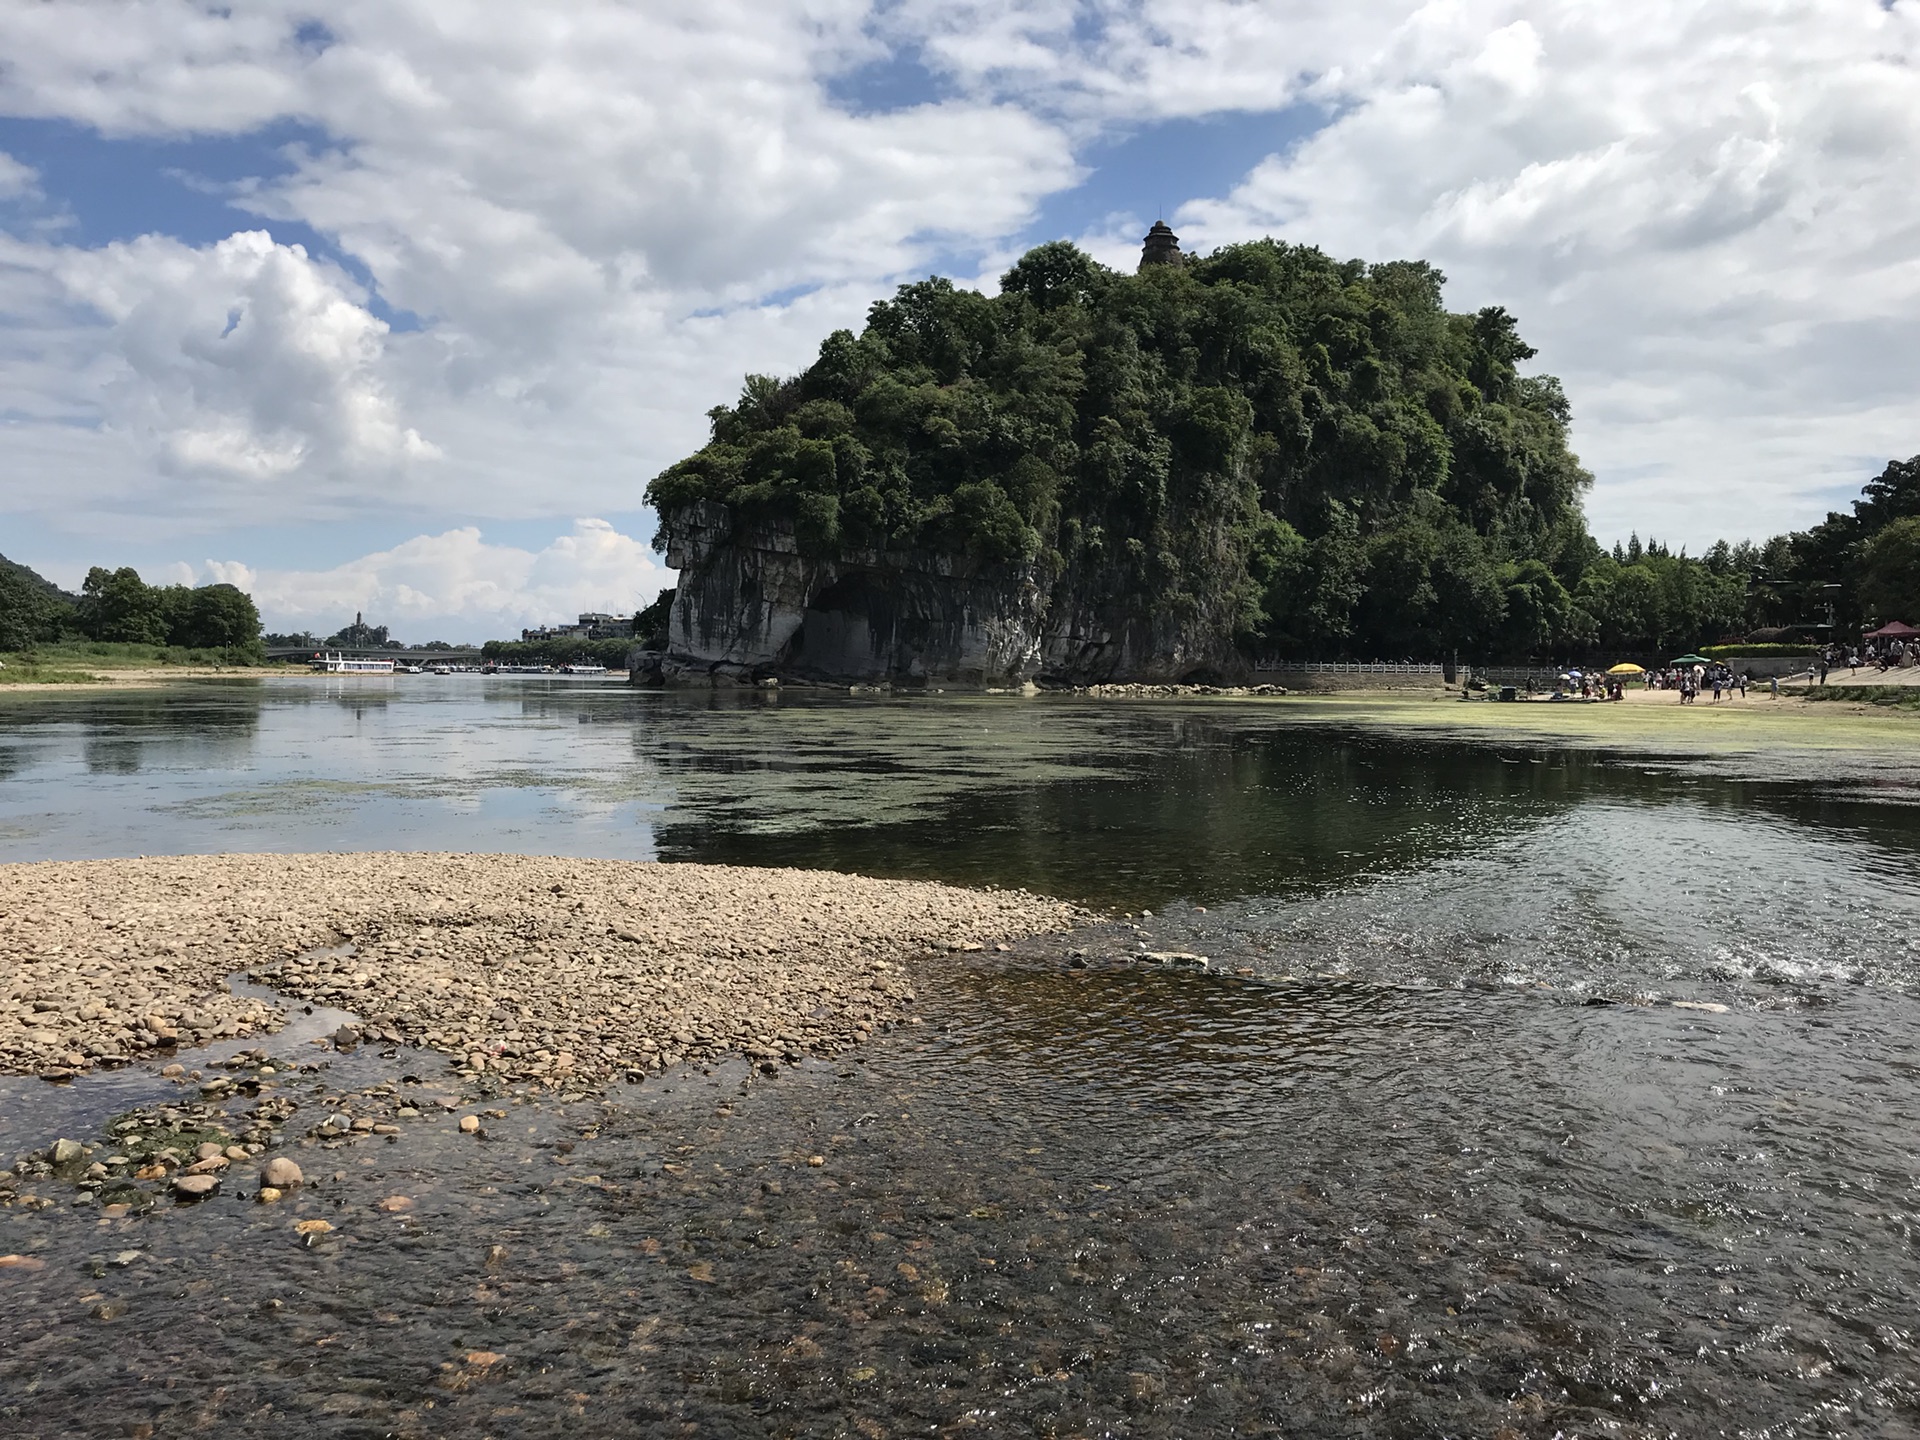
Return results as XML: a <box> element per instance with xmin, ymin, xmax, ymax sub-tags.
<box><xmin>0</xmin><ymin>853</ymin><xmax>1086</xmax><ymax>1084</ymax></box>
<box><xmin>1270</xmin><ymin>686</ymin><xmax>1920</xmax><ymax>770</ymax></box>
<box><xmin>0</xmin><ymin>664</ymin><xmax>271</xmax><ymax>691</ymax></box>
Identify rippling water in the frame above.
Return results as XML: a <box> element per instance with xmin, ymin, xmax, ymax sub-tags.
<box><xmin>4</xmin><ymin>678</ymin><xmax>1920</xmax><ymax>1437</ymax></box>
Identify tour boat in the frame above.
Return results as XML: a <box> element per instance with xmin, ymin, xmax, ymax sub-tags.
<box><xmin>310</xmin><ymin>652</ymin><xmax>397</xmax><ymax>675</ymax></box>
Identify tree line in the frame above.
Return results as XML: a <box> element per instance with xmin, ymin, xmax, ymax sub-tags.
<box><xmin>0</xmin><ymin>561</ymin><xmax>265</xmax><ymax>661</ymax></box>
<box><xmin>649</xmin><ymin>238</ymin><xmax>1918</xmax><ymax>661</ymax></box>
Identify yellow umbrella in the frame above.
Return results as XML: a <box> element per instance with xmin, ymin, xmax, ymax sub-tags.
<box><xmin>1606</xmin><ymin>662</ymin><xmax>1645</xmax><ymax>675</ymax></box>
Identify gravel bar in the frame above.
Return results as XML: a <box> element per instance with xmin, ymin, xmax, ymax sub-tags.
<box><xmin>0</xmin><ymin>853</ymin><xmax>1088</xmax><ymax>1087</ymax></box>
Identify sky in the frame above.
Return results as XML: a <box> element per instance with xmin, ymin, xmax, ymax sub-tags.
<box><xmin>1</xmin><ymin>1</ymin><xmax>1916</xmax><ymax>642</ymax></box>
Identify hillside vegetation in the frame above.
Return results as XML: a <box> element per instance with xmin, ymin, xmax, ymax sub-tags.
<box><xmin>650</xmin><ymin>240</ymin><xmax>1596</xmax><ymax>659</ymax></box>
<box><xmin>649</xmin><ymin>240</ymin><xmax>1918</xmax><ymax>659</ymax></box>
<box><xmin>0</xmin><ymin>558</ymin><xmax>264</xmax><ymax>663</ymax></box>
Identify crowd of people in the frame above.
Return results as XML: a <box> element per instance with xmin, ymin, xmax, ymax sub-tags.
<box><xmin>1546</xmin><ymin>670</ymin><xmax>1630</xmax><ymax>701</ymax></box>
<box><xmin>1646</xmin><ymin>663</ymin><xmax>1749</xmax><ymax>703</ymax></box>
<box><xmin>1835</xmin><ymin>637</ymin><xmax>1913</xmax><ymax>677</ymax></box>
<box><xmin>1497</xmin><ymin>629</ymin><xmax>1917</xmax><ymax>703</ymax></box>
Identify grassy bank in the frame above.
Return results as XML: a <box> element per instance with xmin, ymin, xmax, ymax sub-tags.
<box><xmin>0</xmin><ymin>640</ymin><xmax>283</xmax><ymax>689</ymax></box>
<box><xmin>1787</xmin><ymin>684</ymin><xmax>1920</xmax><ymax>709</ymax></box>
<box><xmin>1271</xmin><ymin>689</ymin><xmax>1920</xmax><ymax>764</ymax></box>
<box><xmin>0</xmin><ymin>663</ymin><xmax>105</xmax><ymax>685</ymax></box>
<box><xmin>3</xmin><ymin>640</ymin><xmax>264</xmax><ymax>670</ymax></box>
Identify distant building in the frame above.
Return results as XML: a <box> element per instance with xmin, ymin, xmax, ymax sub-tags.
<box><xmin>1139</xmin><ymin>220</ymin><xmax>1184</xmax><ymax>270</ymax></box>
<box><xmin>520</xmin><ymin>611</ymin><xmax>634</xmax><ymax>643</ymax></box>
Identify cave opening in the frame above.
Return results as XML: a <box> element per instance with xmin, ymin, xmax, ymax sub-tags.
<box><xmin>784</xmin><ymin>572</ymin><xmax>900</xmax><ymax>679</ymax></box>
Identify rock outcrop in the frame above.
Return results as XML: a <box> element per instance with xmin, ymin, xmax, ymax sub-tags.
<box><xmin>646</xmin><ymin>501</ymin><xmax>1245</xmax><ymax>687</ymax></box>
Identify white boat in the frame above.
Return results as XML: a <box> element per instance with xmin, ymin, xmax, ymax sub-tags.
<box><xmin>558</xmin><ymin>663</ymin><xmax>608</xmax><ymax>675</ymax></box>
<box><xmin>309</xmin><ymin>651</ymin><xmax>396</xmax><ymax>675</ymax></box>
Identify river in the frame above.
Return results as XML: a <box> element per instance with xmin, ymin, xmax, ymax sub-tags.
<box><xmin>3</xmin><ymin>676</ymin><xmax>1919</xmax><ymax>1437</ymax></box>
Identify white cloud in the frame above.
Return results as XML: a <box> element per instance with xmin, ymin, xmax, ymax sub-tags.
<box><xmin>0</xmin><ymin>0</ymin><xmax>1918</xmax><ymax>553</ymax></box>
<box><xmin>43</xmin><ymin>229</ymin><xmax>434</xmax><ymax>484</ymax></box>
<box><xmin>0</xmin><ymin>1</ymin><xmax>1077</xmax><ymax>529</ymax></box>
<box><xmin>881</xmin><ymin>0</ymin><xmax>1920</xmax><ymax>540</ymax></box>
<box><xmin>0</xmin><ymin>150</ymin><xmax>38</xmax><ymax>201</ymax></box>
<box><xmin>1153</xmin><ymin>1</ymin><xmax>1920</xmax><ymax>541</ymax></box>
<box><xmin>201</xmin><ymin>518</ymin><xmax>671</xmax><ymax>643</ymax></box>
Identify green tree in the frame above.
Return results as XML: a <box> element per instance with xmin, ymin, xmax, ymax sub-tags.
<box><xmin>0</xmin><ymin>567</ymin><xmax>72</xmax><ymax>650</ymax></box>
<box><xmin>1497</xmin><ymin>560</ymin><xmax>1571</xmax><ymax>656</ymax></box>
<box><xmin>77</xmin><ymin>567</ymin><xmax>168</xmax><ymax>645</ymax></box>
<box><xmin>176</xmin><ymin>584</ymin><xmax>264</xmax><ymax>655</ymax></box>
<box><xmin>1860</xmin><ymin>516</ymin><xmax>1920</xmax><ymax>623</ymax></box>
<box><xmin>634</xmin><ymin>588</ymin><xmax>676</xmax><ymax>648</ymax></box>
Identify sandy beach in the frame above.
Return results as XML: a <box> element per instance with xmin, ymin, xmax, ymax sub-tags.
<box><xmin>0</xmin><ymin>852</ymin><xmax>1087</xmax><ymax>1085</ymax></box>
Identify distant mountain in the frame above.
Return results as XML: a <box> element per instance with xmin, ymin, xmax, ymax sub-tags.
<box><xmin>0</xmin><ymin>553</ymin><xmax>77</xmax><ymax>604</ymax></box>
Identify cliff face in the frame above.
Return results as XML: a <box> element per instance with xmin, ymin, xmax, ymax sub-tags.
<box><xmin>650</xmin><ymin>501</ymin><xmax>1242</xmax><ymax>686</ymax></box>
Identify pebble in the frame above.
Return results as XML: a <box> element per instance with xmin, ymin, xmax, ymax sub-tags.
<box><xmin>0</xmin><ymin>854</ymin><xmax>1086</xmax><ymax>1085</ymax></box>
<box><xmin>458</xmin><ymin>1115</ymin><xmax>481</xmax><ymax>1134</ymax></box>
<box><xmin>261</xmin><ymin>1157</ymin><xmax>303</xmax><ymax>1188</ymax></box>
<box><xmin>257</xmin><ymin>1186</ymin><xmax>283</xmax><ymax>1204</ymax></box>
<box><xmin>173</xmin><ymin>1174</ymin><xmax>218</xmax><ymax>1198</ymax></box>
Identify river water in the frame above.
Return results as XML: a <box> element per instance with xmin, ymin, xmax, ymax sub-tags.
<box><xmin>4</xmin><ymin>677</ymin><xmax>1920</xmax><ymax>1438</ymax></box>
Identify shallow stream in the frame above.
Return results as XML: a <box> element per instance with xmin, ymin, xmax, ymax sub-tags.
<box><xmin>4</xmin><ymin>678</ymin><xmax>1920</xmax><ymax>1437</ymax></box>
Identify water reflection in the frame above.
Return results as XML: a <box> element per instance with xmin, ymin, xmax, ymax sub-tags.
<box><xmin>4</xmin><ymin>683</ymin><xmax>1920</xmax><ymax>916</ymax></box>
<box><xmin>82</xmin><ymin>737</ymin><xmax>143</xmax><ymax>774</ymax></box>
<box><xmin>5</xmin><ymin>682</ymin><xmax>1920</xmax><ymax>1435</ymax></box>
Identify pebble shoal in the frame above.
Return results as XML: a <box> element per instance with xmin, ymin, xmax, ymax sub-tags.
<box><xmin>0</xmin><ymin>853</ymin><xmax>1087</xmax><ymax>1087</ymax></box>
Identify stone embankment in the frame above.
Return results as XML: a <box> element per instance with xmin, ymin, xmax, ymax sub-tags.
<box><xmin>0</xmin><ymin>853</ymin><xmax>1085</xmax><ymax>1086</ymax></box>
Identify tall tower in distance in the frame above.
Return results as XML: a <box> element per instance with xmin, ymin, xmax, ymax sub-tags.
<box><xmin>1139</xmin><ymin>220</ymin><xmax>1183</xmax><ymax>270</ymax></box>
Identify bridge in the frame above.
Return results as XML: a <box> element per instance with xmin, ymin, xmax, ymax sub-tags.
<box><xmin>264</xmin><ymin>646</ymin><xmax>487</xmax><ymax>664</ymax></box>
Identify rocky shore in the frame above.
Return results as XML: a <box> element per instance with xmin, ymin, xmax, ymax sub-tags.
<box><xmin>0</xmin><ymin>853</ymin><xmax>1086</xmax><ymax>1087</ymax></box>
<box><xmin>1068</xmin><ymin>681</ymin><xmax>1289</xmax><ymax>698</ymax></box>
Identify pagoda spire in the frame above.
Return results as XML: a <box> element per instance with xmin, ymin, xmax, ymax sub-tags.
<box><xmin>1138</xmin><ymin>220</ymin><xmax>1183</xmax><ymax>270</ymax></box>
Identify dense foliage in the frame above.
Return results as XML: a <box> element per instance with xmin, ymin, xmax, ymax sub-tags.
<box><xmin>75</xmin><ymin>567</ymin><xmax>265</xmax><ymax>659</ymax></box>
<box><xmin>0</xmin><ymin>557</ymin><xmax>265</xmax><ymax>662</ymax></box>
<box><xmin>1732</xmin><ymin>454</ymin><xmax>1920</xmax><ymax>640</ymax></box>
<box><xmin>1701</xmin><ymin>643</ymin><xmax>1819</xmax><ymax>659</ymax></box>
<box><xmin>634</xmin><ymin>588</ymin><xmax>675</xmax><ymax>649</ymax></box>
<box><xmin>0</xmin><ymin>554</ymin><xmax>74</xmax><ymax>650</ymax></box>
<box><xmin>649</xmin><ymin>240</ymin><xmax>1597</xmax><ymax>660</ymax></box>
<box><xmin>649</xmin><ymin>239</ymin><xmax>1920</xmax><ymax>659</ymax></box>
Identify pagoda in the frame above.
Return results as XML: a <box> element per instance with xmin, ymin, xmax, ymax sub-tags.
<box><xmin>1138</xmin><ymin>220</ymin><xmax>1183</xmax><ymax>270</ymax></box>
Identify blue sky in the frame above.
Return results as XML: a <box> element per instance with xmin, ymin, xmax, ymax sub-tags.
<box><xmin>0</xmin><ymin>116</ymin><xmax>407</xmax><ymax>323</ymax></box>
<box><xmin>0</xmin><ymin>0</ymin><xmax>1915</xmax><ymax>639</ymax></box>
